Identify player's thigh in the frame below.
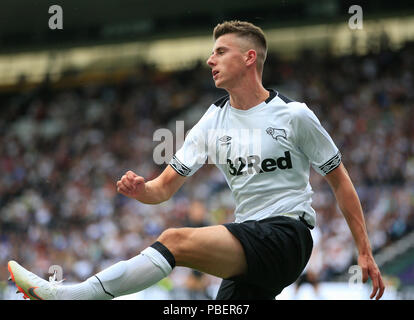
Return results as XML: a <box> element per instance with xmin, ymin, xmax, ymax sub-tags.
<box><xmin>157</xmin><ymin>225</ymin><xmax>247</xmax><ymax>279</ymax></box>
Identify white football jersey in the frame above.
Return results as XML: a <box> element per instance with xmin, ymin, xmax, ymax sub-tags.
<box><xmin>169</xmin><ymin>89</ymin><xmax>341</xmax><ymax>227</ymax></box>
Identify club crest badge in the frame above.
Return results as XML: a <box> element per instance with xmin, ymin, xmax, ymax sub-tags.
<box><xmin>266</xmin><ymin>127</ymin><xmax>287</xmax><ymax>141</ymax></box>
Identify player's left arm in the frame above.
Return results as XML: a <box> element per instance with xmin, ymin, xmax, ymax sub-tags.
<box><xmin>324</xmin><ymin>162</ymin><xmax>385</xmax><ymax>300</ymax></box>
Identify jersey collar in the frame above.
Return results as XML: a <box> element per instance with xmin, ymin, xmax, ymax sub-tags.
<box><xmin>265</xmin><ymin>89</ymin><xmax>277</xmax><ymax>104</ymax></box>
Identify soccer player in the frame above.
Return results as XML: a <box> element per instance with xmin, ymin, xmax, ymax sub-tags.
<box><xmin>8</xmin><ymin>20</ymin><xmax>385</xmax><ymax>300</ymax></box>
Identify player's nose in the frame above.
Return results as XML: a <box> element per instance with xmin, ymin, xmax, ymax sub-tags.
<box><xmin>206</xmin><ymin>55</ymin><xmax>215</xmax><ymax>68</ymax></box>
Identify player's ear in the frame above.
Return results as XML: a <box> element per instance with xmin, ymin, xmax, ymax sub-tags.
<box><xmin>245</xmin><ymin>49</ymin><xmax>257</xmax><ymax>67</ymax></box>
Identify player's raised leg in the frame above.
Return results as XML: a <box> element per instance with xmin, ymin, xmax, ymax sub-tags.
<box><xmin>8</xmin><ymin>224</ymin><xmax>246</xmax><ymax>300</ymax></box>
<box><xmin>157</xmin><ymin>225</ymin><xmax>247</xmax><ymax>279</ymax></box>
<box><xmin>8</xmin><ymin>241</ymin><xmax>176</xmax><ymax>300</ymax></box>
<box><xmin>83</xmin><ymin>225</ymin><xmax>247</xmax><ymax>299</ymax></box>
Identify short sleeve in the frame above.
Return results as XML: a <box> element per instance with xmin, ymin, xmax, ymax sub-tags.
<box><xmin>168</xmin><ymin>106</ymin><xmax>216</xmax><ymax>177</ymax></box>
<box><xmin>169</xmin><ymin>126</ymin><xmax>207</xmax><ymax>177</ymax></box>
<box><xmin>291</xmin><ymin>103</ymin><xmax>341</xmax><ymax>176</ymax></box>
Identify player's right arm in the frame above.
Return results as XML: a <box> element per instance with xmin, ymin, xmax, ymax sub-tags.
<box><xmin>116</xmin><ymin>165</ymin><xmax>186</xmax><ymax>204</ymax></box>
<box><xmin>118</xmin><ymin>104</ymin><xmax>214</xmax><ymax>204</ymax></box>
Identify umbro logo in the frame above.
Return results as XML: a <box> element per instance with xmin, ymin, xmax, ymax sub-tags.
<box><xmin>218</xmin><ymin>135</ymin><xmax>232</xmax><ymax>144</ymax></box>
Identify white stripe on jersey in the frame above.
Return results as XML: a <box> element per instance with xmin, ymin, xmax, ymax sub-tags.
<box><xmin>169</xmin><ymin>89</ymin><xmax>341</xmax><ymax>226</ymax></box>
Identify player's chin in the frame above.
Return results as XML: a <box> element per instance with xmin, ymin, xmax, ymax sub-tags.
<box><xmin>214</xmin><ymin>79</ymin><xmax>225</xmax><ymax>89</ymax></box>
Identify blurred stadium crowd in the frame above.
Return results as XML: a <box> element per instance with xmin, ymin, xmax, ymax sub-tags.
<box><xmin>1</xmin><ymin>39</ymin><xmax>413</xmax><ymax>299</ymax></box>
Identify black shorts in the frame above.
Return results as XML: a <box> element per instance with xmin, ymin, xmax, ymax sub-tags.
<box><xmin>216</xmin><ymin>216</ymin><xmax>313</xmax><ymax>300</ymax></box>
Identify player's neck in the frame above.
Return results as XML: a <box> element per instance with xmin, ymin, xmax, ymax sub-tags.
<box><xmin>227</xmin><ymin>78</ymin><xmax>269</xmax><ymax>110</ymax></box>
<box><xmin>228</xmin><ymin>83</ymin><xmax>269</xmax><ymax>110</ymax></box>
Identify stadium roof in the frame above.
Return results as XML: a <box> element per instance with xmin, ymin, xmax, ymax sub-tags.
<box><xmin>1</xmin><ymin>0</ymin><xmax>412</xmax><ymax>52</ymax></box>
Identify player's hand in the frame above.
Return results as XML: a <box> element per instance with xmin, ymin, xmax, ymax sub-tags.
<box><xmin>358</xmin><ymin>253</ymin><xmax>385</xmax><ymax>300</ymax></box>
<box><xmin>116</xmin><ymin>170</ymin><xmax>146</xmax><ymax>199</ymax></box>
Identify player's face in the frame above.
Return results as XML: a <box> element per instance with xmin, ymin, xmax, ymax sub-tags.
<box><xmin>206</xmin><ymin>33</ymin><xmax>249</xmax><ymax>89</ymax></box>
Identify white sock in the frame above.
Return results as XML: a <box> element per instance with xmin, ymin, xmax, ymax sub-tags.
<box><xmin>57</xmin><ymin>242</ymin><xmax>175</xmax><ymax>300</ymax></box>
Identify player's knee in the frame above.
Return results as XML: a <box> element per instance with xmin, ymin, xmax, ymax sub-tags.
<box><xmin>157</xmin><ymin>228</ymin><xmax>193</xmax><ymax>259</ymax></box>
<box><xmin>157</xmin><ymin>228</ymin><xmax>179</xmax><ymax>244</ymax></box>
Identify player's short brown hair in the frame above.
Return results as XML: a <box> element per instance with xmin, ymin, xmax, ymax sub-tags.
<box><xmin>213</xmin><ymin>20</ymin><xmax>267</xmax><ymax>74</ymax></box>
